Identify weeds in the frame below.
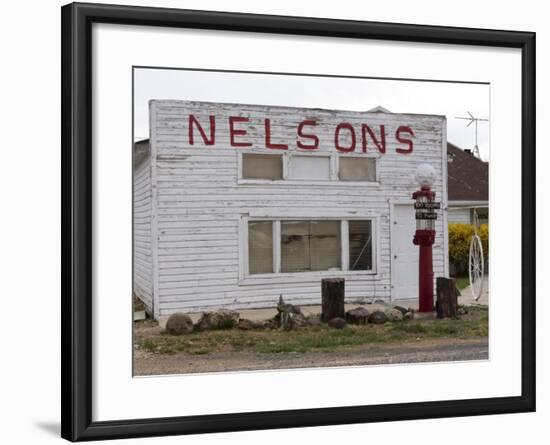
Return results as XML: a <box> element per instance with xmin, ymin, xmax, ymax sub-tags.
<box><xmin>134</xmin><ymin>306</ymin><xmax>488</xmax><ymax>355</ymax></box>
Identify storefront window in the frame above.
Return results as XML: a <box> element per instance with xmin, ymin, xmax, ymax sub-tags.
<box><xmin>248</xmin><ymin>221</ymin><xmax>273</xmax><ymax>274</ymax></box>
<box><xmin>348</xmin><ymin>220</ymin><xmax>373</xmax><ymax>270</ymax></box>
<box><xmin>281</xmin><ymin>221</ymin><xmax>341</xmax><ymax>272</ymax></box>
<box><xmin>339</xmin><ymin>157</ymin><xmax>376</xmax><ymax>181</ymax></box>
<box><xmin>288</xmin><ymin>156</ymin><xmax>331</xmax><ymax>180</ymax></box>
<box><xmin>247</xmin><ymin>219</ymin><xmax>373</xmax><ymax>276</ymax></box>
<box><xmin>242</xmin><ymin>153</ymin><xmax>283</xmax><ymax>180</ymax></box>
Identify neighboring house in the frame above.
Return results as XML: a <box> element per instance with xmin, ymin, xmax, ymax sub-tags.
<box><xmin>133</xmin><ymin>100</ymin><xmax>449</xmax><ymax>320</ymax></box>
<box><xmin>447</xmin><ymin>142</ymin><xmax>488</xmax><ymax>225</ymax></box>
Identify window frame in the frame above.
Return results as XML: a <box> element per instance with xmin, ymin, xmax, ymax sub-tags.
<box><xmin>239</xmin><ymin>151</ymin><xmax>286</xmax><ymax>182</ymax></box>
<box><xmin>280</xmin><ymin>219</ymin><xmax>342</xmax><ymax>273</ymax></box>
<box><xmin>287</xmin><ymin>152</ymin><xmax>333</xmax><ymax>181</ymax></box>
<box><xmin>240</xmin><ymin>215</ymin><xmax>378</xmax><ymax>284</ymax></box>
<box><xmin>337</xmin><ymin>153</ymin><xmax>379</xmax><ymax>182</ymax></box>
<box><xmin>237</xmin><ymin>151</ymin><xmax>381</xmax><ymax>186</ymax></box>
<box><xmin>247</xmin><ymin>220</ymin><xmax>276</xmax><ymax>275</ymax></box>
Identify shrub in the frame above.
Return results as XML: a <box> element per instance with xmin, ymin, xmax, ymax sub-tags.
<box><xmin>448</xmin><ymin>223</ymin><xmax>489</xmax><ymax>276</ymax></box>
<box><xmin>479</xmin><ymin>223</ymin><xmax>489</xmax><ymax>258</ymax></box>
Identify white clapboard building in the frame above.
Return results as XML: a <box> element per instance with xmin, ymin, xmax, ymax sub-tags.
<box><xmin>133</xmin><ymin>100</ymin><xmax>449</xmax><ymax>320</ymax></box>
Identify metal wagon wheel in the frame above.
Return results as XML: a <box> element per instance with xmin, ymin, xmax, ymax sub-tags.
<box><xmin>468</xmin><ymin>210</ymin><xmax>485</xmax><ymax>301</ymax></box>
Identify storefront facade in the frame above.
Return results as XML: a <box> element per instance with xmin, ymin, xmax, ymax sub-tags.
<box><xmin>133</xmin><ymin>100</ymin><xmax>449</xmax><ymax>319</ymax></box>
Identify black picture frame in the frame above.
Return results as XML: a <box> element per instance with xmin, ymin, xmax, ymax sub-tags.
<box><xmin>61</xmin><ymin>2</ymin><xmax>536</xmax><ymax>441</ymax></box>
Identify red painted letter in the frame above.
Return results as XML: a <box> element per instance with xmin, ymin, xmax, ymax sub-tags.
<box><xmin>229</xmin><ymin>116</ymin><xmax>252</xmax><ymax>148</ymax></box>
<box><xmin>188</xmin><ymin>115</ymin><xmax>215</xmax><ymax>146</ymax></box>
<box><xmin>264</xmin><ymin>119</ymin><xmax>288</xmax><ymax>150</ymax></box>
<box><xmin>296</xmin><ymin>120</ymin><xmax>319</xmax><ymax>150</ymax></box>
<box><xmin>334</xmin><ymin>122</ymin><xmax>356</xmax><ymax>152</ymax></box>
<box><xmin>395</xmin><ymin>126</ymin><xmax>414</xmax><ymax>154</ymax></box>
<box><xmin>361</xmin><ymin>124</ymin><xmax>386</xmax><ymax>154</ymax></box>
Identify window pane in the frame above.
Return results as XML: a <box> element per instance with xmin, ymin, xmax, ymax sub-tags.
<box><xmin>281</xmin><ymin>221</ymin><xmax>341</xmax><ymax>272</ymax></box>
<box><xmin>339</xmin><ymin>157</ymin><xmax>376</xmax><ymax>181</ymax></box>
<box><xmin>349</xmin><ymin>220</ymin><xmax>372</xmax><ymax>270</ymax></box>
<box><xmin>281</xmin><ymin>221</ymin><xmax>310</xmax><ymax>272</ymax></box>
<box><xmin>242</xmin><ymin>154</ymin><xmax>282</xmax><ymax>180</ymax></box>
<box><xmin>289</xmin><ymin>156</ymin><xmax>330</xmax><ymax>180</ymax></box>
<box><xmin>310</xmin><ymin>221</ymin><xmax>341</xmax><ymax>271</ymax></box>
<box><xmin>248</xmin><ymin>221</ymin><xmax>273</xmax><ymax>274</ymax></box>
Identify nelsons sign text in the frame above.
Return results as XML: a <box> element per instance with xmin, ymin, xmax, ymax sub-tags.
<box><xmin>186</xmin><ymin>114</ymin><xmax>415</xmax><ymax>154</ymax></box>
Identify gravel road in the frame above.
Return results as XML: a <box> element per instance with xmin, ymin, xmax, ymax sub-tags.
<box><xmin>134</xmin><ymin>338</ymin><xmax>488</xmax><ymax>376</ymax></box>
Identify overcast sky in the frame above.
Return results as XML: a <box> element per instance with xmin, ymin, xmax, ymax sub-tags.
<box><xmin>134</xmin><ymin>67</ymin><xmax>490</xmax><ymax>161</ymax></box>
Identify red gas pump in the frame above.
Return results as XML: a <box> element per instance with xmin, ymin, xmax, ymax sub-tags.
<box><xmin>413</xmin><ymin>164</ymin><xmax>440</xmax><ymax>313</ymax></box>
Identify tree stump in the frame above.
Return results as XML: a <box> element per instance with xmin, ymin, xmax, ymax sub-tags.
<box><xmin>436</xmin><ymin>277</ymin><xmax>460</xmax><ymax>319</ymax></box>
<box><xmin>345</xmin><ymin>307</ymin><xmax>370</xmax><ymax>325</ymax></box>
<box><xmin>321</xmin><ymin>278</ymin><xmax>345</xmax><ymax>322</ymax></box>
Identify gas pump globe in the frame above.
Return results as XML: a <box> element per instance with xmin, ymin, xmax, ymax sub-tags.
<box><xmin>412</xmin><ymin>164</ymin><xmax>439</xmax><ymax>313</ymax></box>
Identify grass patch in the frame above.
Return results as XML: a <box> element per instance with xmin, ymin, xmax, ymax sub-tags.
<box><xmin>137</xmin><ymin>338</ymin><xmax>156</xmax><ymax>352</ymax></box>
<box><xmin>190</xmin><ymin>349</ymin><xmax>211</xmax><ymax>355</ymax></box>
<box><xmin>134</xmin><ymin>306</ymin><xmax>488</xmax><ymax>355</ymax></box>
<box><xmin>454</xmin><ymin>276</ymin><xmax>470</xmax><ymax>290</ymax></box>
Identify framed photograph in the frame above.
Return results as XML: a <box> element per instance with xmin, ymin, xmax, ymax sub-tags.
<box><xmin>61</xmin><ymin>2</ymin><xmax>535</xmax><ymax>441</ymax></box>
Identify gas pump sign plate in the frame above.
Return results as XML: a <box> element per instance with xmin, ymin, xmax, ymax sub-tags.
<box><xmin>415</xmin><ymin>212</ymin><xmax>438</xmax><ymax>220</ymax></box>
<box><xmin>414</xmin><ymin>202</ymin><xmax>441</xmax><ymax>210</ymax></box>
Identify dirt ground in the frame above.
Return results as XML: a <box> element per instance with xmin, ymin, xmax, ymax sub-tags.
<box><xmin>134</xmin><ymin>336</ymin><xmax>488</xmax><ymax>376</ymax></box>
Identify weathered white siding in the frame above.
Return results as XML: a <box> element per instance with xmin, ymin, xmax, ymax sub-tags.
<box><xmin>133</xmin><ymin>150</ymin><xmax>154</xmax><ymax>313</ymax></box>
<box><xmin>146</xmin><ymin>100</ymin><xmax>448</xmax><ymax>317</ymax></box>
<box><xmin>448</xmin><ymin>207</ymin><xmax>471</xmax><ymax>224</ymax></box>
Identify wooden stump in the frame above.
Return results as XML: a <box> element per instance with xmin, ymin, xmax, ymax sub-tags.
<box><xmin>345</xmin><ymin>307</ymin><xmax>370</xmax><ymax>325</ymax></box>
<box><xmin>321</xmin><ymin>278</ymin><xmax>345</xmax><ymax>322</ymax></box>
<box><xmin>436</xmin><ymin>277</ymin><xmax>460</xmax><ymax>319</ymax></box>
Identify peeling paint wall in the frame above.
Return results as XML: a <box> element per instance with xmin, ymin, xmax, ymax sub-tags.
<box><xmin>138</xmin><ymin>100</ymin><xmax>448</xmax><ymax>317</ymax></box>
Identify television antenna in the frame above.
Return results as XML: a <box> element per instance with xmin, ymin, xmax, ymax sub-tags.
<box><xmin>455</xmin><ymin>111</ymin><xmax>488</xmax><ymax>158</ymax></box>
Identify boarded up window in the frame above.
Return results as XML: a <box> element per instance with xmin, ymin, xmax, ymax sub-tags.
<box><xmin>281</xmin><ymin>221</ymin><xmax>341</xmax><ymax>272</ymax></box>
<box><xmin>248</xmin><ymin>221</ymin><xmax>273</xmax><ymax>274</ymax></box>
<box><xmin>349</xmin><ymin>220</ymin><xmax>373</xmax><ymax>270</ymax></box>
<box><xmin>289</xmin><ymin>156</ymin><xmax>330</xmax><ymax>180</ymax></box>
<box><xmin>242</xmin><ymin>154</ymin><xmax>283</xmax><ymax>180</ymax></box>
<box><xmin>339</xmin><ymin>157</ymin><xmax>376</xmax><ymax>181</ymax></box>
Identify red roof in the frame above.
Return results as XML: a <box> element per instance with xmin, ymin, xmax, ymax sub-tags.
<box><xmin>447</xmin><ymin>142</ymin><xmax>488</xmax><ymax>202</ymax></box>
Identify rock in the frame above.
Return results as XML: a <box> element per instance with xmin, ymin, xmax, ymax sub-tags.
<box><xmin>385</xmin><ymin>308</ymin><xmax>404</xmax><ymax>321</ymax></box>
<box><xmin>369</xmin><ymin>310</ymin><xmax>388</xmax><ymax>324</ymax></box>
<box><xmin>403</xmin><ymin>311</ymin><xmax>414</xmax><ymax>321</ymax></box>
<box><xmin>345</xmin><ymin>307</ymin><xmax>370</xmax><ymax>325</ymax></box>
<box><xmin>279</xmin><ymin>312</ymin><xmax>308</xmax><ymax>330</ymax></box>
<box><xmin>196</xmin><ymin>309</ymin><xmax>239</xmax><ymax>330</ymax></box>
<box><xmin>328</xmin><ymin>317</ymin><xmax>347</xmax><ymax>329</ymax></box>
<box><xmin>133</xmin><ymin>310</ymin><xmax>146</xmax><ymax>321</ymax></box>
<box><xmin>165</xmin><ymin>313</ymin><xmax>194</xmax><ymax>335</ymax></box>
<box><xmin>293</xmin><ymin>313</ymin><xmax>309</xmax><ymax>328</ymax></box>
<box><xmin>372</xmin><ymin>299</ymin><xmax>404</xmax><ymax>315</ymax></box>
<box><xmin>392</xmin><ymin>305</ymin><xmax>408</xmax><ymax>315</ymax></box>
<box><xmin>238</xmin><ymin>318</ymin><xmax>263</xmax><ymax>330</ymax></box>
<box><xmin>277</xmin><ymin>295</ymin><xmax>303</xmax><ymax>315</ymax></box>
<box><xmin>263</xmin><ymin>320</ymin><xmax>278</xmax><ymax>329</ymax></box>
<box><xmin>307</xmin><ymin>317</ymin><xmax>321</xmax><ymax>326</ymax></box>
<box><xmin>277</xmin><ymin>295</ymin><xmax>307</xmax><ymax>330</ymax></box>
